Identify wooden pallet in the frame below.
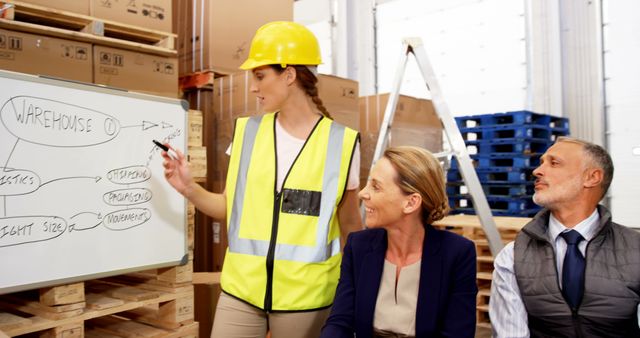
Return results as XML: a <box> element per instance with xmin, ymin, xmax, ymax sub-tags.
<box><xmin>433</xmin><ymin>214</ymin><xmax>532</xmax><ymax>328</ymax></box>
<box><xmin>0</xmin><ymin>0</ymin><xmax>176</xmax><ymax>57</ymax></box>
<box><xmin>0</xmin><ymin>263</ymin><xmax>194</xmax><ymax>337</ymax></box>
<box><xmin>476</xmin><ymin>288</ymin><xmax>492</xmax><ymax>328</ymax></box>
<box><xmin>179</xmin><ymin>70</ymin><xmax>227</xmax><ymax>91</ymax></box>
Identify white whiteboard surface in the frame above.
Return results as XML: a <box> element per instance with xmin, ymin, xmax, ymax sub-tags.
<box><xmin>0</xmin><ymin>70</ymin><xmax>188</xmax><ymax>294</ymax></box>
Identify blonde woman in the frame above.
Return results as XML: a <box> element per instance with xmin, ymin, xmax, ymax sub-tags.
<box><xmin>321</xmin><ymin>146</ymin><xmax>477</xmax><ymax>338</ymax></box>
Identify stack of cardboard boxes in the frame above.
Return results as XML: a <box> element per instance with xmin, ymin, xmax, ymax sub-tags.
<box><xmin>210</xmin><ymin>72</ymin><xmax>361</xmax><ymax>194</ymax></box>
<box><xmin>0</xmin><ymin>0</ymin><xmax>178</xmax><ymax>98</ymax></box>
<box><xmin>359</xmin><ymin>94</ymin><xmax>443</xmax><ymax>188</ymax></box>
<box><xmin>174</xmin><ymin>0</ymin><xmax>293</xmax><ymax>76</ymax></box>
<box><xmin>173</xmin><ymin>1</ymin><xmax>294</xmax><ymax>336</ymax></box>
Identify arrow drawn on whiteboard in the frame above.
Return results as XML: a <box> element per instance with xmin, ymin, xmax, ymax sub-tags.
<box><xmin>121</xmin><ymin>121</ymin><xmax>158</xmax><ymax>130</ymax></box>
<box><xmin>162</xmin><ymin>122</ymin><xmax>173</xmax><ymax>129</ymax></box>
<box><xmin>40</xmin><ymin>176</ymin><xmax>101</xmax><ymax>188</ymax></box>
<box><xmin>69</xmin><ymin>211</ymin><xmax>102</xmax><ymax>232</ymax></box>
<box><xmin>2</xmin><ymin>138</ymin><xmax>19</xmax><ymax>172</ymax></box>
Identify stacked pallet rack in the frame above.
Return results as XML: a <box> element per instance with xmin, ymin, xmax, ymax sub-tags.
<box><xmin>432</xmin><ymin>214</ymin><xmax>531</xmax><ymax>329</ymax></box>
<box><xmin>447</xmin><ymin>110</ymin><xmax>570</xmax><ymax>217</ymax></box>
<box><xmin>0</xmin><ymin>1</ymin><xmax>201</xmax><ymax>337</ymax></box>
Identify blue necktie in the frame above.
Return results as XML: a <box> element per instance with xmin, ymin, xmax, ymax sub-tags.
<box><xmin>560</xmin><ymin>230</ymin><xmax>585</xmax><ymax>309</ymax></box>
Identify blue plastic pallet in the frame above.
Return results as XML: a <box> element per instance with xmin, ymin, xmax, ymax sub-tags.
<box><xmin>460</xmin><ymin>124</ymin><xmax>552</xmax><ymax>141</ymax></box>
<box><xmin>551</xmin><ymin>127</ymin><xmax>570</xmax><ymax>138</ymax></box>
<box><xmin>449</xmin><ymin>195</ymin><xmax>538</xmax><ymax>213</ymax></box>
<box><xmin>450</xmin><ymin>208</ymin><xmax>541</xmax><ymax>217</ymax></box>
<box><xmin>549</xmin><ymin>116</ymin><xmax>570</xmax><ymax>129</ymax></box>
<box><xmin>455</xmin><ymin>111</ymin><xmax>570</xmax><ymax>130</ymax></box>
<box><xmin>447</xmin><ymin>167</ymin><xmax>535</xmax><ymax>183</ymax></box>
<box><xmin>447</xmin><ymin>183</ymin><xmax>535</xmax><ymax>197</ymax></box>
<box><xmin>475</xmin><ymin>155</ymin><xmax>540</xmax><ymax>168</ymax></box>
<box><xmin>455</xmin><ymin>111</ymin><xmax>552</xmax><ymax>128</ymax></box>
<box><xmin>451</xmin><ymin>154</ymin><xmax>540</xmax><ymax>169</ymax></box>
<box><xmin>465</xmin><ymin>139</ymin><xmax>551</xmax><ymax>155</ymax></box>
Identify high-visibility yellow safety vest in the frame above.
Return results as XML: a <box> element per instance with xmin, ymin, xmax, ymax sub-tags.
<box><xmin>221</xmin><ymin>112</ymin><xmax>359</xmax><ymax>311</ymax></box>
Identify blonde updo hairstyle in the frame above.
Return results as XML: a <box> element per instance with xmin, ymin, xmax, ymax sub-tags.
<box><xmin>383</xmin><ymin>146</ymin><xmax>450</xmax><ymax>224</ymax></box>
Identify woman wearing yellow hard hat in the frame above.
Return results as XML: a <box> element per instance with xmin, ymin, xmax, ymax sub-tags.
<box><xmin>161</xmin><ymin>21</ymin><xmax>362</xmax><ymax>338</ymax></box>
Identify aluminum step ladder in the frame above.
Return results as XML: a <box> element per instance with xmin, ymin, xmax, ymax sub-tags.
<box><xmin>370</xmin><ymin>37</ymin><xmax>504</xmax><ymax>256</ymax></box>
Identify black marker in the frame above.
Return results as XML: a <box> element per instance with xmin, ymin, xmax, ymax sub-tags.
<box><xmin>153</xmin><ymin>140</ymin><xmax>178</xmax><ymax>159</ymax></box>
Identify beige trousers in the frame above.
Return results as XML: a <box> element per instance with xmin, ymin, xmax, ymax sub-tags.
<box><xmin>210</xmin><ymin>292</ymin><xmax>331</xmax><ymax>338</ymax></box>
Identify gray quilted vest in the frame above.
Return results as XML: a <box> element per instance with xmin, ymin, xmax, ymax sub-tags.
<box><xmin>514</xmin><ymin>205</ymin><xmax>640</xmax><ymax>337</ymax></box>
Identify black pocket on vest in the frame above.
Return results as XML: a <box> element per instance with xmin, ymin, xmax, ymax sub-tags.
<box><xmin>281</xmin><ymin>189</ymin><xmax>322</xmax><ymax>216</ymax></box>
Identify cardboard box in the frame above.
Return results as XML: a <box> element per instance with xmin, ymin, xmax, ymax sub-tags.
<box><xmin>212</xmin><ymin>71</ymin><xmax>261</xmax><ymax>121</ymax></box>
<box><xmin>211</xmin><ymin>71</ymin><xmax>260</xmax><ymax>179</ymax></box>
<box><xmin>359</xmin><ymin>94</ymin><xmax>443</xmax><ymax>182</ymax></box>
<box><xmin>359</xmin><ymin>94</ymin><xmax>442</xmax><ymax>135</ymax></box>
<box><xmin>359</xmin><ymin>94</ymin><xmax>440</xmax><ymax>132</ymax></box>
<box><xmin>91</xmin><ymin>0</ymin><xmax>172</xmax><ymax>32</ymax></box>
<box><xmin>317</xmin><ymin>74</ymin><xmax>359</xmax><ymax>130</ymax></box>
<box><xmin>187</xmin><ymin>202</ymin><xmax>195</xmax><ymax>250</ymax></box>
<box><xmin>175</xmin><ymin>0</ymin><xmax>293</xmax><ymax>75</ymax></box>
<box><xmin>19</xmin><ymin>0</ymin><xmax>90</xmax><ymax>14</ymax></box>
<box><xmin>211</xmin><ymin>71</ymin><xmax>359</xmax><ymax>178</ymax></box>
<box><xmin>92</xmin><ymin>45</ymin><xmax>178</xmax><ymax>97</ymax></box>
<box><xmin>188</xmin><ymin>146</ymin><xmax>207</xmax><ymax>179</ymax></box>
<box><xmin>211</xmin><ymin>71</ymin><xmax>358</xmax><ymax>127</ymax></box>
<box><xmin>188</xmin><ymin>109</ymin><xmax>203</xmax><ymax>146</ymax></box>
<box><xmin>0</xmin><ymin>29</ymin><xmax>92</xmax><ymax>82</ymax></box>
<box><xmin>184</xmin><ymin>88</ymin><xmax>215</xmax><ymax>186</ymax></box>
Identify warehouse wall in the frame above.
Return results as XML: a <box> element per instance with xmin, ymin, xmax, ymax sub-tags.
<box><xmin>375</xmin><ymin>0</ymin><xmax>527</xmax><ymax>116</ymax></box>
<box><xmin>558</xmin><ymin>0</ymin><xmax>606</xmax><ymax>146</ymax></box>
<box><xmin>603</xmin><ymin>0</ymin><xmax>640</xmax><ymax>227</ymax></box>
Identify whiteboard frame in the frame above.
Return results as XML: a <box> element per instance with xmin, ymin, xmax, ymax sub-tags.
<box><xmin>0</xmin><ymin>69</ymin><xmax>189</xmax><ymax>295</ymax></box>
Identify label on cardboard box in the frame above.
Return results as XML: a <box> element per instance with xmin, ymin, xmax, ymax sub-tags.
<box><xmin>91</xmin><ymin>0</ymin><xmax>172</xmax><ymax>33</ymax></box>
<box><xmin>93</xmin><ymin>45</ymin><xmax>178</xmax><ymax>98</ymax></box>
<box><xmin>0</xmin><ymin>28</ymin><xmax>92</xmax><ymax>82</ymax></box>
<box><xmin>188</xmin><ymin>110</ymin><xmax>203</xmax><ymax>146</ymax></box>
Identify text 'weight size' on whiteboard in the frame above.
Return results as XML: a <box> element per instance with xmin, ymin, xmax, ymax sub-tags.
<box><xmin>0</xmin><ymin>70</ymin><xmax>188</xmax><ymax>294</ymax></box>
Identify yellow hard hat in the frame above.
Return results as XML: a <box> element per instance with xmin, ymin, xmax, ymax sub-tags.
<box><xmin>240</xmin><ymin>21</ymin><xmax>322</xmax><ymax>70</ymax></box>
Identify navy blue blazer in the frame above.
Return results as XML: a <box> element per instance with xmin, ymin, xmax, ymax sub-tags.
<box><xmin>321</xmin><ymin>225</ymin><xmax>478</xmax><ymax>338</ymax></box>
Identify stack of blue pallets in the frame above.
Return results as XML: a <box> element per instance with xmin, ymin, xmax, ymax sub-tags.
<box><xmin>448</xmin><ymin>110</ymin><xmax>569</xmax><ymax>217</ymax></box>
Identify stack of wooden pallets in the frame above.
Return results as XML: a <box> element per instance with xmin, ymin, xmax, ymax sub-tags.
<box><xmin>433</xmin><ymin>214</ymin><xmax>531</xmax><ymax>329</ymax></box>
<box><xmin>0</xmin><ymin>263</ymin><xmax>198</xmax><ymax>337</ymax></box>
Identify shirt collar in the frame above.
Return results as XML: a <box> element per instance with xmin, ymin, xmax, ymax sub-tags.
<box><xmin>548</xmin><ymin>208</ymin><xmax>600</xmax><ymax>243</ymax></box>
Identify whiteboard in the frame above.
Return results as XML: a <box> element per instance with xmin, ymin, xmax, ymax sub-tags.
<box><xmin>0</xmin><ymin>70</ymin><xmax>188</xmax><ymax>294</ymax></box>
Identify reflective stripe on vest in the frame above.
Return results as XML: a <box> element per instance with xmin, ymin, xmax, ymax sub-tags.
<box><xmin>228</xmin><ymin>115</ymin><xmax>344</xmax><ymax>263</ymax></box>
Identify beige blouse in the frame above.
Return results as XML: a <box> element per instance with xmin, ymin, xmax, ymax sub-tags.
<box><xmin>373</xmin><ymin>259</ymin><xmax>422</xmax><ymax>338</ymax></box>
